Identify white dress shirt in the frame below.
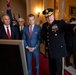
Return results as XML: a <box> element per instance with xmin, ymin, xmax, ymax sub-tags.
<box><xmin>29</xmin><ymin>24</ymin><xmax>34</xmax><ymax>32</ymax></box>
<box><xmin>19</xmin><ymin>26</ymin><xmax>24</xmax><ymax>31</ymax></box>
<box><xmin>26</xmin><ymin>24</ymin><xmax>36</xmax><ymax>49</ymax></box>
<box><xmin>4</xmin><ymin>25</ymin><xmax>11</xmax><ymax>36</ymax></box>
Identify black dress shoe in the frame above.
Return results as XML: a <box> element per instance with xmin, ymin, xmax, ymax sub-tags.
<box><xmin>66</xmin><ymin>64</ymin><xmax>70</xmax><ymax>67</ymax></box>
<box><xmin>74</xmin><ymin>65</ymin><xmax>76</xmax><ymax>69</ymax></box>
<box><xmin>69</xmin><ymin>63</ymin><xmax>72</xmax><ymax>66</ymax></box>
<box><xmin>66</xmin><ymin>63</ymin><xmax>72</xmax><ymax>67</ymax></box>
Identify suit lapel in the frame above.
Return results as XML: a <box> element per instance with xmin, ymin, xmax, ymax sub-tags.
<box><xmin>2</xmin><ymin>26</ymin><xmax>8</xmax><ymax>38</ymax></box>
<box><xmin>27</xmin><ymin>26</ymin><xmax>30</xmax><ymax>37</ymax></box>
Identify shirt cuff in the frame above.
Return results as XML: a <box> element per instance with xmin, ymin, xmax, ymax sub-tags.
<box><xmin>34</xmin><ymin>47</ymin><xmax>36</xmax><ymax>49</ymax></box>
<box><xmin>26</xmin><ymin>46</ymin><xmax>28</xmax><ymax>49</ymax></box>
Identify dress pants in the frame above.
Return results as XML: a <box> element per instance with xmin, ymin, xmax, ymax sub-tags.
<box><xmin>26</xmin><ymin>49</ymin><xmax>40</xmax><ymax>75</ymax></box>
<box><xmin>48</xmin><ymin>57</ymin><xmax>62</xmax><ymax>75</ymax></box>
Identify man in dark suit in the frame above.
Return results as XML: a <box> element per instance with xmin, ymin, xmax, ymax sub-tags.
<box><xmin>0</xmin><ymin>18</ymin><xmax>3</xmax><ymax>27</ymax></box>
<box><xmin>0</xmin><ymin>14</ymin><xmax>19</xmax><ymax>75</ymax></box>
<box><xmin>0</xmin><ymin>14</ymin><xmax>19</xmax><ymax>39</ymax></box>
<box><xmin>42</xmin><ymin>8</ymin><xmax>68</xmax><ymax>75</ymax></box>
<box><xmin>17</xmin><ymin>18</ymin><xmax>25</xmax><ymax>39</ymax></box>
<box><xmin>22</xmin><ymin>14</ymin><xmax>41</xmax><ymax>75</ymax></box>
<box><xmin>65</xmin><ymin>18</ymin><xmax>76</xmax><ymax>67</ymax></box>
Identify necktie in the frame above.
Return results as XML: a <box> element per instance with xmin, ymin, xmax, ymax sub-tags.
<box><xmin>6</xmin><ymin>26</ymin><xmax>10</xmax><ymax>39</ymax></box>
<box><xmin>30</xmin><ymin>25</ymin><xmax>32</xmax><ymax>37</ymax></box>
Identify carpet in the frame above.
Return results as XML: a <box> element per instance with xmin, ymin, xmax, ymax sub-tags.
<box><xmin>32</xmin><ymin>52</ymin><xmax>72</xmax><ymax>75</ymax></box>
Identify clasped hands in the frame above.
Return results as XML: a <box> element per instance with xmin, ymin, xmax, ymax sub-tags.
<box><xmin>27</xmin><ymin>47</ymin><xmax>35</xmax><ymax>52</ymax></box>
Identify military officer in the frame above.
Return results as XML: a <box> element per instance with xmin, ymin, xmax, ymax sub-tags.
<box><xmin>42</xmin><ymin>8</ymin><xmax>68</xmax><ymax>75</ymax></box>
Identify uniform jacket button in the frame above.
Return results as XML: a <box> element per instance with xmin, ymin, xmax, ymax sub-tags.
<box><xmin>48</xmin><ymin>43</ymin><xmax>50</xmax><ymax>45</ymax></box>
<box><xmin>61</xmin><ymin>46</ymin><xmax>63</xmax><ymax>48</ymax></box>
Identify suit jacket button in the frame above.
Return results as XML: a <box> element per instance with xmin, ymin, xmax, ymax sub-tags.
<box><xmin>47</xmin><ymin>40</ymin><xmax>49</xmax><ymax>41</ymax></box>
<box><xmin>47</xmin><ymin>32</ymin><xmax>49</xmax><ymax>34</ymax></box>
<box><xmin>55</xmin><ymin>34</ymin><xmax>57</xmax><ymax>36</ymax></box>
<box><xmin>47</xmin><ymin>36</ymin><xmax>49</xmax><ymax>38</ymax></box>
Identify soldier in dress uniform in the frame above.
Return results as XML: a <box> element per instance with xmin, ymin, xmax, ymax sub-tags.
<box><xmin>42</xmin><ymin>8</ymin><xmax>68</xmax><ymax>75</ymax></box>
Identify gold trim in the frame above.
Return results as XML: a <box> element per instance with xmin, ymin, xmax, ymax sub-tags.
<box><xmin>45</xmin><ymin>9</ymin><xmax>48</xmax><ymax>13</ymax></box>
<box><xmin>45</xmin><ymin>12</ymin><xmax>53</xmax><ymax>17</ymax></box>
<box><xmin>73</xmin><ymin>26</ymin><xmax>76</xmax><ymax>32</ymax></box>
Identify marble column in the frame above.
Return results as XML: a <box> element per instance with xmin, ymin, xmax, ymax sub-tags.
<box><xmin>58</xmin><ymin>0</ymin><xmax>67</xmax><ymax>20</ymax></box>
<box><xmin>55</xmin><ymin>0</ymin><xmax>67</xmax><ymax>20</ymax></box>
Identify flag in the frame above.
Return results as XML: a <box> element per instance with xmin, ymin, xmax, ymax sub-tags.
<box><xmin>7</xmin><ymin>0</ymin><xmax>13</xmax><ymax>25</ymax></box>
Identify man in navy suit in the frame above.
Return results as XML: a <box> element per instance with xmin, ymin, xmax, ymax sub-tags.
<box><xmin>22</xmin><ymin>14</ymin><xmax>41</xmax><ymax>75</ymax></box>
<box><xmin>0</xmin><ymin>14</ymin><xmax>19</xmax><ymax>39</ymax></box>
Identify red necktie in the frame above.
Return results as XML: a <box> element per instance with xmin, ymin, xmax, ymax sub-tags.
<box><xmin>6</xmin><ymin>26</ymin><xmax>10</xmax><ymax>39</ymax></box>
<box><xmin>30</xmin><ymin>25</ymin><xmax>32</xmax><ymax>37</ymax></box>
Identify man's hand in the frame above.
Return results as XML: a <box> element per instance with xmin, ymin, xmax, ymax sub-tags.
<box><xmin>27</xmin><ymin>47</ymin><xmax>35</xmax><ymax>52</ymax></box>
